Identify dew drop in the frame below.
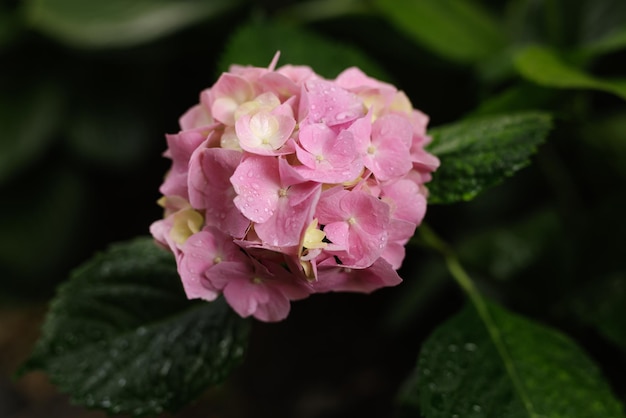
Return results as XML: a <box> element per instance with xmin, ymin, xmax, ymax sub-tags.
<box><xmin>118</xmin><ymin>378</ymin><xmax>127</xmax><ymax>387</ymax></box>
<box><xmin>472</xmin><ymin>404</ymin><xmax>482</xmax><ymax>412</ymax></box>
<box><xmin>448</xmin><ymin>344</ymin><xmax>458</xmax><ymax>352</ymax></box>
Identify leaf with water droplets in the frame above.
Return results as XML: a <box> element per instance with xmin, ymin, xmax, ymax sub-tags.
<box><xmin>397</xmin><ymin>302</ymin><xmax>625</xmax><ymax>418</ymax></box>
<box><xmin>21</xmin><ymin>237</ymin><xmax>250</xmax><ymax>415</ymax></box>
<box><xmin>426</xmin><ymin>112</ymin><xmax>552</xmax><ymax>204</ymax></box>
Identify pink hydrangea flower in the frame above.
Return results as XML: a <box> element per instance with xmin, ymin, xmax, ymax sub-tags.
<box><xmin>151</xmin><ymin>52</ymin><xmax>439</xmax><ymax>322</ymax></box>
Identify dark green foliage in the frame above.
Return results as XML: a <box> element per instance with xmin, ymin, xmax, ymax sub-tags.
<box><xmin>23</xmin><ymin>238</ymin><xmax>250</xmax><ymax>415</ymax></box>
<box><xmin>23</xmin><ymin>0</ymin><xmax>242</xmax><ymax>48</ymax></box>
<box><xmin>374</xmin><ymin>0</ymin><xmax>506</xmax><ymax>63</ymax></box>
<box><xmin>218</xmin><ymin>20</ymin><xmax>390</xmax><ymax>80</ymax></box>
<box><xmin>399</xmin><ymin>302</ymin><xmax>625</xmax><ymax>418</ymax></box>
<box><xmin>426</xmin><ymin>112</ymin><xmax>552</xmax><ymax>204</ymax></box>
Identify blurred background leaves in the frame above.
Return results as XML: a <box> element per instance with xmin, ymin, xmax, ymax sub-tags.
<box><xmin>1</xmin><ymin>0</ymin><xmax>625</xmax><ymax>416</ymax></box>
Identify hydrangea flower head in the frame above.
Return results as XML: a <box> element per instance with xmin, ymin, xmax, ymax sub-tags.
<box><xmin>151</xmin><ymin>53</ymin><xmax>439</xmax><ymax>322</ymax></box>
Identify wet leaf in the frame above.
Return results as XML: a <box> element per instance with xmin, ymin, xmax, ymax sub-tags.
<box><xmin>426</xmin><ymin>112</ymin><xmax>552</xmax><ymax>204</ymax></box>
<box><xmin>374</xmin><ymin>0</ymin><xmax>506</xmax><ymax>63</ymax></box>
<box><xmin>398</xmin><ymin>302</ymin><xmax>625</xmax><ymax>417</ymax></box>
<box><xmin>24</xmin><ymin>0</ymin><xmax>241</xmax><ymax>49</ymax></box>
<box><xmin>22</xmin><ymin>238</ymin><xmax>250</xmax><ymax>415</ymax></box>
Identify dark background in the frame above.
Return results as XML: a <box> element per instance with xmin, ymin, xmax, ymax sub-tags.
<box><xmin>1</xmin><ymin>0</ymin><xmax>625</xmax><ymax>417</ymax></box>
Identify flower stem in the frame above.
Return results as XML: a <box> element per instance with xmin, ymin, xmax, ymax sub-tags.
<box><xmin>417</xmin><ymin>224</ymin><xmax>540</xmax><ymax>417</ymax></box>
<box><xmin>417</xmin><ymin>224</ymin><xmax>481</xmax><ymax>305</ymax></box>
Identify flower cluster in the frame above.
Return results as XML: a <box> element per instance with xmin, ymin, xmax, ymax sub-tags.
<box><xmin>150</xmin><ymin>54</ymin><xmax>439</xmax><ymax>321</ymax></box>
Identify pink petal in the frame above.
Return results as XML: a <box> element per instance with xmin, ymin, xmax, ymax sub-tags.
<box><xmin>254</xmin><ymin>182</ymin><xmax>321</xmax><ymax>247</ymax></box>
<box><xmin>210</xmin><ymin>73</ymin><xmax>255</xmax><ymax>125</ymax></box>
<box><xmin>347</xmin><ymin>111</ymin><xmax>374</xmax><ymax>155</ymax></box>
<box><xmin>188</xmin><ymin>147</ymin><xmax>250</xmax><ymax>238</ymax></box>
<box><xmin>259</xmin><ymin>72</ymin><xmax>300</xmax><ymax>100</ymax></box>
<box><xmin>250</xmin><ymin>288</ymin><xmax>291</xmax><ymax>322</ymax></box>
<box><xmin>178</xmin><ymin>227</ymin><xmax>241</xmax><ymax>300</ymax></box>
<box><xmin>372</xmin><ymin>114</ymin><xmax>413</xmax><ymax>149</ymax></box>
<box><xmin>179</xmin><ymin>104</ymin><xmax>213</xmax><ymax>130</ymax></box>
<box><xmin>294</xmin><ymin>125</ymin><xmax>363</xmax><ymax>183</ymax></box>
<box><xmin>303</xmin><ymin>78</ymin><xmax>365</xmax><ymax>126</ymax></box>
<box><xmin>313</xmin><ymin>258</ymin><xmax>402</xmax><ymax>293</ymax></box>
<box><xmin>381</xmin><ymin>178</ymin><xmax>427</xmax><ymax>225</ymax></box>
<box><xmin>335</xmin><ymin>67</ymin><xmax>396</xmax><ymax>95</ymax></box>
<box><xmin>160</xmin><ymin>130</ymin><xmax>208</xmax><ymax>198</ymax></box>
<box><xmin>231</xmin><ymin>155</ymin><xmax>281</xmax><ymax>223</ymax></box>
<box><xmin>315</xmin><ymin>187</ymin><xmax>347</xmax><ymax>225</ymax></box>
<box><xmin>339</xmin><ymin>190</ymin><xmax>390</xmax><ymax>236</ymax></box>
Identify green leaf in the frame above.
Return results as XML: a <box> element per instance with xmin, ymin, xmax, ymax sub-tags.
<box><xmin>219</xmin><ymin>20</ymin><xmax>390</xmax><ymax>80</ymax></box>
<box><xmin>374</xmin><ymin>0</ymin><xmax>506</xmax><ymax>63</ymax></box>
<box><xmin>0</xmin><ymin>82</ymin><xmax>63</xmax><ymax>185</ymax></box>
<box><xmin>24</xmin><ymin>0</ymin><xmax>241</xmax><ymax>49</ymax></box>
<box><xmin>23</xmin><ymin>238</ymin><xmax>250</xmax><ymax>415</ymax></box>
<box><xmin>514</xmin><ymin>45</ymin><xmax>626</xmax><ymax>101</ymax></box>
<box><xmin>398</xmin><ymin>302</ymin><xmax>625</xmax><ymax>418</ymax></box>
<box><xmin>426</xmin><ymin>112</ymin><xmax>552</xmax><ymax>204</ymax></box>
